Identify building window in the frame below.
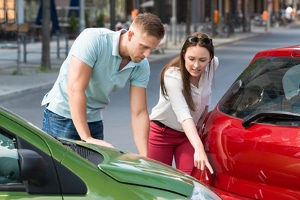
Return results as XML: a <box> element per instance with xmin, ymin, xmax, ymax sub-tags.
<box><xmin>0</xmin><ymin>0</ymin><xmax>15</xmax><ymax>24</ymax></box>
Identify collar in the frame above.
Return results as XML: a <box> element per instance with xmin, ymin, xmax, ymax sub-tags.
<box><xmin>112</xmin><ymin>29</ymin><xmax>127</xmax><ymax>57</ymax></box>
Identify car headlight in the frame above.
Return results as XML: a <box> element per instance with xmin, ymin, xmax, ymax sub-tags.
<box><xmin>190</xmin><ymin>181</ymin><xmax>221</xmax><ymax>200</ymax></box>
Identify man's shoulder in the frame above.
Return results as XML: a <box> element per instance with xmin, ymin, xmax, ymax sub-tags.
<box><xmin>82</xmin><ymin>27</ymin><xmax>114</xmax><ymax>35</ymax></box>
<box><xmin>76</xmin><ymin>28</ymin><xmax>117</xmax><ymax>48</ymax></box>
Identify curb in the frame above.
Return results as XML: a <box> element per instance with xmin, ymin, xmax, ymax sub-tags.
<box><xmin>0</xmin><ymin>81</ymin><xmax>55</xmax><ymax>102</ymax></box>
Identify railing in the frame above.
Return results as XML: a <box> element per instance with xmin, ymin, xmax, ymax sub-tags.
<box><xmin>21</xmin><ymin>34</ymin><xmax>69</xmax><ymax>63</ymax></box>
<box><xmin>0</xmin><ymin>24</ymin><xmax>70</xmax><ymax>74</ymax></box>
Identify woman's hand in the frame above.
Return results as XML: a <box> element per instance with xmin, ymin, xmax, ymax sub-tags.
<box><xmin>194</xmin><ymin>147</ymin><xmax>214</xmax><ymax>174</ymax></box>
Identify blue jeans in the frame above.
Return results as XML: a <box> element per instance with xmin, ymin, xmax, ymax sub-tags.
<box><xmin>42</xmin><ymin>108</ymin><xmax>103</xmax><ymax>140</ymax></box>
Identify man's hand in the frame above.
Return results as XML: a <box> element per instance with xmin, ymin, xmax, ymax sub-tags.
<box><xmin>84</xmin><ymin>137</ymin><xmax>114</xmax><ymax>148</ymax></box>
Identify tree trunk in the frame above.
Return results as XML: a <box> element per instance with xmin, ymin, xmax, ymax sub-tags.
<box><xmin>41</xmin><ymin>0</ymin><xmax>51</xmax><ymax>70</ymax></box>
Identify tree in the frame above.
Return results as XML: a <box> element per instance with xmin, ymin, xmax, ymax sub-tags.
<box><xmin>41</xmin><ymin>0</ymin><xmax>51</xmax><ymax>70</ymax></box>
<box><xmin>68</xmin><ymin>11</ymin><xmax>79</xmax><ymax>35</ymax></box>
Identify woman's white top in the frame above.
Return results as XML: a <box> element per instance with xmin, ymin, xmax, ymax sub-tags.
<box><xmin>150</xmin><ymin>56</ymin><xmax>219</xmax><ymax>132</ymax></box>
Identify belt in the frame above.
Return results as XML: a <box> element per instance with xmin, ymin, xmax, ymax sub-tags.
<box><xmin>152</xmin><ymin>120</ymin><xmax>185</xmax><ymax>134</ymax></box>
<box><xmin>152</xmin><ymin>120</ymin><xmax>168</xmax><ymax>128</ymax></box>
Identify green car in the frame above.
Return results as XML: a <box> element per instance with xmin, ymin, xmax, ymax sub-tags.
<box><xmin>0</xmin><ymin>107</ymin><xmax>220</xmax><ymax>200</ymax></box>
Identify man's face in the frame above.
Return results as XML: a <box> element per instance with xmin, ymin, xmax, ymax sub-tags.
<box><xmin>127</xmin><ymin>28</ymin><xmax>161</xmax><ymax>63</ymax></box>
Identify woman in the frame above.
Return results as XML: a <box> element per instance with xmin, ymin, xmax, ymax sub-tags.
<box><xmin>148</xmin><ymin>32</ymin><xmax>218</xmax><ymax>175</ymax></box>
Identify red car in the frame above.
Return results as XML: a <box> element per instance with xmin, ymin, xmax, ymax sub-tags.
<box><xmin>194</xmin><ymin>45</ymin><xmax>300</xmax><ymax>199</ymax></box>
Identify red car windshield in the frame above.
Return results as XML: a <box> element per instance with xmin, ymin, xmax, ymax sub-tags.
<box><xmin>219</xmin><ymin>57</ymin><xmax>300</xmax><ymax>125</ymax></box>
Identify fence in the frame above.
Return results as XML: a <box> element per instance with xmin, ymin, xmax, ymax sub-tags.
<box><xmin>0</xmin><ymin>32</ymin><xmax>69</xmax><ymax>74</ymax></box>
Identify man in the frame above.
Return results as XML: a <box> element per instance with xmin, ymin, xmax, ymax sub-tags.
<box><xmin>42</xmin><ymin>13</ymin><xmax>165</xmax><ymax>157</ymax></box>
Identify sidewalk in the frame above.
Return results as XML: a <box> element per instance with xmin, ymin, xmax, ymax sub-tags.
<box><xmin>0</xmin><ymin>24</ymin><xmax>286</xmax><ymax>101</ymax></box>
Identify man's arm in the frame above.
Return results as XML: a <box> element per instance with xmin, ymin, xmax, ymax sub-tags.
<box><xmin>67</xmin><ymin>56</ymin><xmax>113</xmax><ymax>147</ymax></box>
<box><xmin>129</xmin><ymin>85</ymin><xmax>149</xmax><ymax>157</ymax></box>
<box><xmin>67</xmin><ymin>56</ymin><xmax>91</xmax><ymax>140</ymax></box>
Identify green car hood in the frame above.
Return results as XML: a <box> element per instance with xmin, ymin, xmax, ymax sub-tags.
<box><xmin>82</xmin><ymin>143</ymin><xmax>194</xmax><ymax>197</ymax></box>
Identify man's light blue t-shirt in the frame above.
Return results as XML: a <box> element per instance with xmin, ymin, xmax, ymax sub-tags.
<box><xmin>42</xmin><ymin>28</ymin><xmax>150</xmax><ymax>122</ymax></box>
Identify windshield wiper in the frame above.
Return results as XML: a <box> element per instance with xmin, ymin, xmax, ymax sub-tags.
<box><xmin>242</xmin><ymin>111</ymin><xmax>300</xmax><ymax>128</ymax></box>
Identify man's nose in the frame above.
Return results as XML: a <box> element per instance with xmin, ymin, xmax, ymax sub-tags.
<box><xmin>144</xmin><ymin>49</ymin><xmax>152</xmax><ymax>58</ymax></box>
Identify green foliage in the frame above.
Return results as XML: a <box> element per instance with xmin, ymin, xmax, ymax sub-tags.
<box><xmin>96</xmin><ymin>13</ymin><xmax>105</xmax><ymax>27</ymax></box>
<box><xmin>85</xmin><ymin>12</ymin><xmax>90</xmax><ymax>28</ymax></box>
<box><xmin>68</xmin><ymin>11</ymin><xmax>79</xmax><ymax>33</ymax></box>
<box><xmin>39</xmin><ymin>65</ymin><xmax>45</xmax><ymax>71</ymax></box>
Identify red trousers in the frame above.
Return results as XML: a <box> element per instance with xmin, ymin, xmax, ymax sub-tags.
<box><xmin>148</xmin><ymin>121</ymin><xmax>194</xmax><ymax>175</ymax></box>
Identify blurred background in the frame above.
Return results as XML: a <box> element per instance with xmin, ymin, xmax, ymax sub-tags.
<box><xmin>1</xmin><ymin>0</ymin><xmax>300</xmax><ymax>39</ymax></box>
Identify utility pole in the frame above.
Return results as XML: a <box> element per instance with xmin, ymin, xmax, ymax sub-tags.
<box><xmin>211</xmin><ymin>0</ymin><xmax>215</xmax><ymax>37</ymax></box>
<box><xmin>79</xmin><ymin>0</ymin><xmax>85</xmax><ymax>33</ymax></box>
<box><xmin>110</xmin><ymin>0</ymin><xmax>115</xmax><ymax>30</ymax></box>
<box><xmin>171</xmin><ymin>0</ymin><xmax>177</xmax><ymax>45</ymax></box>
<box><xmin>135</xmin><ymin>0</ymin><xmax>139</xmax><ymax>8</ymax></box>
<box><xmin>267</xmin><ymin>0</ymin><xmax>271</xmax><ymax>31</ymax></box>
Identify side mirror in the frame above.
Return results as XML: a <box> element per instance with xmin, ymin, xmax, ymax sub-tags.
<box><xmin>18</xmin><ymin>149</ymin><xmax>47</xmax><ymax>185</ymax></box>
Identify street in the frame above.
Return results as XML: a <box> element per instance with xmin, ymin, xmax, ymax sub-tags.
<box><xmin>1</xmin><ymin>27</ymin><xmax>299</xmax><ymax>154</ymax></box>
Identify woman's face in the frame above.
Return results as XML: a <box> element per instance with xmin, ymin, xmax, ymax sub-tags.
<box><xmin>184</xmin><ymin>45</ymin><xmax>211</xmax><ymax>78</ymax></box>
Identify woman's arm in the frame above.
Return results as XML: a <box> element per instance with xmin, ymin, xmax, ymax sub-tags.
<box><xmin>182</xmin><ymin>118</ymin><xmax>213</xmax><ymax>174</ymax></box>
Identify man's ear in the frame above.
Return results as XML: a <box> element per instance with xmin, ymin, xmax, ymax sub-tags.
<box><xmin>128</xmin><ymin>30</ymin><xmax>134</xmax><ymax>41</ymax></box>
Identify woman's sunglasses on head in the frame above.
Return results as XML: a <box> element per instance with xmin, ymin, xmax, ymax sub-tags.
<box><xmin>187</xmin><ymin>36</ymin><xmax>212</xmax><ymax>45</ymax></box>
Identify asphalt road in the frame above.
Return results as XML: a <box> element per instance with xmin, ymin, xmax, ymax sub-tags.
<box><xmin>1</xmin><ymin>26</ymin><xmax>299</xmax><ymax>153</ymax></box>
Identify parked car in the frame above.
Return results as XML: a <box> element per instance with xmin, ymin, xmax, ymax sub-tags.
<box><xmin>197</xmin><ymin>44</ymin><xmax>300</xmax><ymax>199</ymax></box>
<box><xmin>0</xmin><ymin>106</ymin><xmax>221</xmax><ymax>200</ymax></box>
